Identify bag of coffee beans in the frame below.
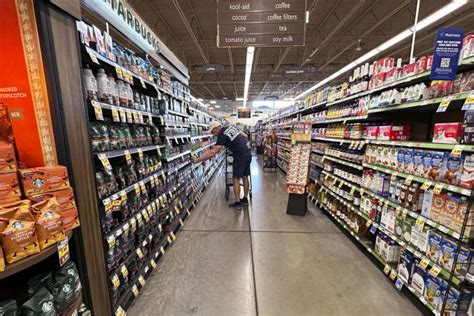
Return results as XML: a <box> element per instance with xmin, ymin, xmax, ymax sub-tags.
<box><xmin>0</xmin><ymin>299</ymin><xmax>18</xmax><ymax>316</ymax></box>
<box><xmin>31</xmin><ymin>198</ymin><xmax>65</xmax><ymax>250</ymax></box>
<box><xmin>22</xmin><ymin>287</ymin><xmax>57</xmax><ymax>316</ymax></box>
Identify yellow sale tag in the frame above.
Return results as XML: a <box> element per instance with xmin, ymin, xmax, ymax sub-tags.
<box><xmin>57</xmin><ymin>238</ymin><xmax>70</xmax><ymax>266</ymax></box>
<box><xmin>119</xmin><ymin>110</ymin><xmax>127</xmax><ymax>122</ymax></box>
<box><xmin>420</xmin><ymin>257</ymin><xmax>430</xmax><ymax>269</ymax></box>
<box><xmin>167</xmin><ymin>236</ymin><xmax>172</xmax><ymax>243</ymax></box>
<box><xmin>115</xmin><ymin>67</ymin><xmax>123</xmax><ymax>79</ymax></box>
<box><xmin>136</xmin><ymin>248</ymin><xmax>144</xmax><ymax>259</ymax></box>
<box><xmin>389</xmin><ymin>270</ymin><xmax>398</xmax><ymax>281</ymax></box>
<box><xmin>138</xmin><ymin>275</ymin><xmax>146</xmax><ymax>286</ymax></box>
<box><xmin>132</xmin><ymin>285</ymin><xmax>139</xmax><ymax>297</ymax></box>
<box><xmin>160</xmin><ymin>246</ymin><xmax>165</xmax><ymax>255</ymax></box>
<box><xmin>140</xmin><ymin>182</ymin><xmax>146</xmax><ymax>193</ymax></box>
<box><xmin>138</xmin><ymin>149</ymin><xmax>144</xmax><ymax>159</ymax></box>
<box><xmin>404</xmin><ymin>176</ymin><xmax>414</xmax><ymax>186</ymax></box>
<box><xmin>383</xmin><ymin>200</ymin><xmax>389</xmax><ymax>208</ymax></box>
<box><xmin>451</xmin><ymin>145</ymin><xmax>463</xmax><ymax>157</ymax></box>
<box><xmin>151</xmin><ymin>259</ymin><xmax>157</xmax><ymax>269</ymax></box>
<box><xmin>112</xmin><ymin>274</ymin><xmax>120</xmax><ymax>288</ymax></box>
<box><xmin>175</xmin><ymin>206</ymin><xmax>180</xmax><ymax>214</ymax></box>
<box><xmin>416</xmin><ymin>217</ymin><xmax>426</xmax><ymax>228</ymax></box>
<box><xmin>121</xmin><ymin>265</ymin><xmax>128</xmax><ymax>278</ymax></box>
<box><xmin>179</xmin><ymin>219</ymin><xmax>184</xmax><ymax>226</ymax></box>
<box><xmin>338</xmin><ymin>181</ymin><xmax>344</xmax><ymax>188</ymax></box>
<box><xmin>107</xmin><ymin>235</ymin><xmax>116</xmax><ymax>248</ymax></box>
<box><xmin>433</xmin><ymin>183</ymin><xmax>444</xmax><ymax>195</ymax></box>
<box><xmin>421</xmin><ymin>180</ymin><xmax>433</xmax><ymax>191</ymax></box>
<box><xmin>429</xmin><ymin>264</ymin><xmax>441</xmax><ymax>277</ymax></box>
<box><xmin>112</xmin><ymin>107</ymin><xmax>120</xmax><ymax>122</ymax></box>
<box><xmin>115</xmin><ymin>306</ymin><xmax>126</xmax><ymax>316</ymax></box>
<box><xmin>390</xmin><ymin>173</ymin><xmax>398</xmax><ymax>181</ymax></box>
<box><xmin>324</xmin><ymin>173</ymin><xmax>329</xmax><ymax>180</ymax></box>
<box><xmin>350</xmin><ymin>187</ymin><xmax>355</xmax><ymax>195</ymax></box>
<box><xmin>126</xmin><ymin>110</ymin><xmax>133</xmax><ymax>123</ymax></box>
<box><xmin>383</xmin><ymin>264</ymin><xmax>391</xmax><ymax>275</ymax></box>
<box><xmin>437</xmin><ymin>95</ymin><xmax>453</xmax><ymax>112</ymax></box>
<box><xmin>170</xmin><ymin>232</ymin><xmax>176</xmax><ymax>240</ymax></box>
<box><xmin>92</xmin><ymin>103</ymin><xmax>104</xmax><ymax>121</ymax></box>
<box><xmin>135</xmin><ymin>184</ymin><xmax>141</xmax><ymax>195</ymax></box>
<box><xmin>125</xmin><ymin>150</ymin><xmax>132</xmax><ymax>164</ymax></box>
<box><xmin>88</xmin><ymin>51</ymin><xmax>99</xmax><ymax>64</ymax></box>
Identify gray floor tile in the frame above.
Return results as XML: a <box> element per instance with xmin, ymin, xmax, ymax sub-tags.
<box><xmin>252</xmin><ymin>232</ymin><xmax>422</xmax><ymax>316</ymax></box>
<box><xmin>128</xmin><ymin>231</ymin><xmax>256</xmax><ymax>316</ymax></box>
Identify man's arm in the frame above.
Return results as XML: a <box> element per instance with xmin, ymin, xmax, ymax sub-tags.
<box><xmin>192</xmin><ymin>145</ymin><xmax>223</xmax><ymax>163</ymax></box>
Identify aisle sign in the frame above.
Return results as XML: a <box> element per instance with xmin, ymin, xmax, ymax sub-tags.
<box><xmin>430</xmin><ymin>28</ymin><xmax>464</xmax><ymax>81</ymax></box>
<box><xmin>217</xmin><ymin>0</ymin><xmax>307</xmax><ymax>47</ymax></box>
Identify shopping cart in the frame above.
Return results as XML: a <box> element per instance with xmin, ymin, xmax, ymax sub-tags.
<box><xmin>225</xmin><ymin>149</ymin><xmax>253</xmax><ymax>201</ymax></box>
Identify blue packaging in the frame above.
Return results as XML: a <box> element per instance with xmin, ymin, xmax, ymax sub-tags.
<box><xmin>424</xmin><ymin>274</ymin><xmax>447</xmax><ymax>310</ymax></box>
<box><xmin>397</xmin><ymin>249</ymin><xmax>415</xmax><ymax>283</ymax></box>
<box><xmin>411</xmin><ymin>262</ymin><xmax>426</xmax><ymax>295</ymax></box>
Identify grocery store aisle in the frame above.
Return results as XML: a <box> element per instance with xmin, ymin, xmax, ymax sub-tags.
<box><xmin>128</xmin><ymin>156</ymin><xmax>421</xmax><ymax>316</ymax></box>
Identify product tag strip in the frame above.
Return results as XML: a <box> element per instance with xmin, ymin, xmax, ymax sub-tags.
<box><xmin>436</xmin><ymin>95</ymin><xmax>453</xmax><ymax>112</ymax></box>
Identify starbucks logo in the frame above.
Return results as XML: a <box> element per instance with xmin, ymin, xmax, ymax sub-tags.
<box><xmin>33</xmin><ymin>178</ymin><xmax>44</xmax><ymax>188</ymax></box>
<box><xmin>63</xmin><ymin>284</ymin><xmax>72</xmax><ymax>293</ymax></box>
<box><xmin>42</xmin><ymin>302</ymin><xmax>54</xmax><ymax>313</ymax></box>
<box><xmin>12</xmin><ymin>221</ymin><xmax>24</xmax><ymax>230</ymax></box>
<box><xmin>44</xmin><ymin>211</ymin><xmax>54</xmax><ymax>218</ymax></box>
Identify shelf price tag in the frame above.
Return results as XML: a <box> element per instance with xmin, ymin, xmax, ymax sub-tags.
<box><xmin>106</xmin><ymin>235</ymin><xmax>116</xmax><ymax>248</ymax></box>
<box><xmin>136</xmin><ymin>248</ymin><xmax>144</xmax><ymax>259</ymax></box>
<box><xmin>170</xmin><ymin>232</ymin><xmax>176</xmax><ymax>240</ymax></box>
<box><xmin>383</xmin><ymin>264</ymin><xmax>391</xmax><ymax>275</ymax></box>
<box><xmin>390</xmin><ymin>172</ymin><xmax>398</xmax><ymax>181</ymax></box>
<box><xmin>115</xmin><ymin>306</ymin><xmax>126</xmax><ymax>316</ymax></box>
<box><xmin>111</xmin><ymin>107</ymin><xmax>120</xmax><ymax>122</ymax></box>
<box><xmin>121</xmin><ymin>265</ymin><xmax>128</xmax><ymax>278</ymax></box>
<box><xmin>160</xmin><ymin>246</ymin><xmax>165</xmax><ymax>255</ymax></box>
<box><xmin>91</xmin><ymin>101</ymin><xmax>104</xmax><ymax>121</ymax></box>
<box><xmin>389</xmin><ymin>269</ymin><xmax>398</xmax><ymax>281</ymax></box>
<box><xmin>179</xmin><ymin>219</ymin><xmax>184</xmax><ymax>227</ymax></box>
<box><xmin>395</xmin><ymin>277</ymin><xmax>404</xmax><ymax>291</ymax></box>
<box><xmin>420</xmin><ymin>180</ymin><xmax>433</xmax><ymax>191</ymax></box>
<box><xmin>140</xmin><ymin>181</ymin><xmax>146</xmax><ymax>193</ymax></box>
<box><xmin>115</xmin><ymin>67</ymin><xmax>123</xmax><ymax>80</ymax></box>
<box><xmin>124</xmin><ymin>150</ymin><xmax>132</xmax><ymax>165</ymax></box>
<box><xmin>416</xmin><ymin>217</ymin><xmax>426</xmax><ymax>228</ymax></box>
<box><xmin>404</xmin><ymin>176</ymin><xmax>414</xmax><ymax>185</ymax></box>
<box><xmin>420</xmin><ymin>257</ymin><xmax>430</xmax><ymax>269</ymax></box>
<box><xmin>57</xmin><ymin>237</ymin><xmax>70</xmax><ymax>266</ymax></box>
<box><xmin>433</xmin><ymin>183</ymin><xmax>445</xmax><ymax>194</ymax></box>
<box><xmin>338</xmin><ymin>180</ymin><xmax>344</xmax><ymax>188</ymax></box>
<box><xmin>98</xmin><ymin>154</ymin><xmax>113</xmax><ymax>175</ymax></box>
<box><xmin>167</xmin><ymin>236</ymin><xmax>172</xmax><ymax>243</ymax></box>
<box><xmin>132</xmin><ymin>285</ymin><xmax>139</xmax><ymax>297</ymax></box>
<box><xmin>175</xmin><ymin>206</ymin><xmax>180</xmax><ymax>215</ymax></box>
<box><xmin>111</xmin><ymin>274</ymin><xmax>120</xmax><ymax>288</ymax></box>
<box><xmin>140</xmin><ymin>79</ymin><xmax>147</xmax><ymax>88</ymax></box>
<box><xmin>134</xmin><ymin>184</ymin><xmax>141</xmax><ymax>195</ymax></box>
<box><xmin>451</xmin><ymin>145</ymin><xmax>463</xmax><ymax>157</ymax></box>
<box><xmin>126</xmin><ymin>110</ymin><xmax>133</xmax><ymax>123</ymax></box>
<box><xmin>436</xmin><ymin>95</ymin><xmax>454</xmax><ymax>112</ymax></box>
<box><xmin>461</xmin><ymin>91</ymin><xmax>474</xmax><ymax>110</ymax></box>
<box><xmin>150</xmin><ymin>259</ymin><xmax>157</xmax><ymax>269</ymax></box>
<box><xmin>86</xmin><ymin>48</ymin><xmax>100</xmax><ymax>64</ymax></box>
<box><xmin>429</xmin><ymin>264</ymin><xmax>441</xmax><ymax>277</ymax></box>
<box><xmin>138</xmin><ymin>275</ymin><xmax>146</xmax><ymax>287</ymax></box>
<box><xmin>119</xmin><ymin>109</ymin><xmax>127</xmax><ymax>122</ymax></box>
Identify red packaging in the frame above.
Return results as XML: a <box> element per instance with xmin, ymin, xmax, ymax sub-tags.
<box><xmin>377</xmin><ymin>125</ymin><xmax>410</xmax><ymax>141</ymax></box>
<box><xmin>415</xmin><ymin>56</ymin><xmax>427</xmax><ymax>74</ymax></box>
<box><xmin>433</xmin><ymin>123</ymin><xmax>463</xmax><ymax>144</ymax></box>
<box><xmin>427</xmin><ymin>55</ymin><xmax>433</xmax><ymax>70</ymax></box>
<box><xmin>0</xmin><ymin>142</ymin><xmax>16</xmax><ymax>173</ymax></box>
<box><xmin>403</xmin><ymin>63</ymin><xmax>416</xmax><ymax>78</ymax></box>
<box><xmin>365</xmin><ymin>126</ymin><xmax>379</xmax><ymax>140</ymax></box>
<box><xmin>60</xmin><ymin>207</ymin><xmax>80</xmax><ymax>231</ymax></box>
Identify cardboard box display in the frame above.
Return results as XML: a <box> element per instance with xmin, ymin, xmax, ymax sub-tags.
<box><xmin>0</xmin><ymin>143</ymin><xmax>16</xmax><ymax>173</ymax></box>
<box><xmin>0</xmin><ymin>172</ymin><xmax>21</xmax><ymax>199</ymax></box>
<box><xmin>19</xmin><ymin>166</ymin><xmax>70</xmax><ymax>196</ymax></box>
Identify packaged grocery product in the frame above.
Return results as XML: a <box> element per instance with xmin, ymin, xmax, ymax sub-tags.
<box><xmin>0</xmin><ymin>172</ymin><xmax>21</xmax><ymax>199</ymax></box>
<box><xmin>60</xmin><ymin>207</ymin><xmax>80</xmax><ymax>231</ymax></box>
<box><xmin>427</xmin><ymin>152</ymin><xmax>446</xmax><ymax>182</ymax></box>
<box><xmin>461</xmin><ymin>34</ymin><xmax>474</xmax><ymax>59</ymax></box>
<box><xmin>443</xmin><ymin>154</ymin><xmax>463</xmax><ymax>185</ymax></box>
<box><xmin>460</xmin><ymin>154</ymin><xmax>474</xmax><ymax>189</ymax></box>
<box><xmin>411</xmin><ymin>263</ymin><xmax>426</xmax><ymax>295</ymax></box>
<box><xmin>443</xmin><ymin>194</ymin><xmax>460</xmax><ymax>229</ymax></box>
<box><xmin>433</xmin><ymin>123</ymin><xmax>463</xmax><ymax>144</ymax></box>
<box><xmin>380</xmin><ymin>207</ymin><xmax>396</xmax><ymax>233</ymax></box>
<box><xmin>96</xmin><ymin>68</ymin><xmax>110</xmax><ymax>104</ymax></box>
<box><xmin>438</xmin><ymin>237</ymin><xmax>458</xmax><ymax>272</ymax></box>
<box><xmin>430</xmin><ymin>193</ymin><xmax>446</xmax><ymax>223</ymax></box>
<box><xmin>31</xmin><ymin>198</ymin><xmax>65</xmax><ymax>250</ymax></box>
<box><xmin>443</xmin><ymin>287</ymin><xmax>472</xmax><ymax>316</ymax></box>
<box><xmin>396</xmin><ymin>149</ymin><xmax>405</xmax><ymax>172</ymax></box>
<box><xmin>0</xmin><ymin>300</ymin><xmax>17</xmax><ymax>315</ymax></box>
<box><xmin>417</xmin><ymin>228</ymin><xmax>431</xmax><ymax>254</ymax></box>
<box><xmin>459</xmin><ymin>70</ymin><xmax>474</xmax><ymax>92</ymax></box>
<box><xmin>22</xmin><ymin>287</ymin><xmax>57</xmax><ymax>315</ymax></box>
<box><xmin>398</xmin><ymin>249</ymin><xmax>415</xmax><ymax>283</ymax></box>
<box><xmin>411</xmin><ymin>150</ymin><xmax>424</xmax><ymax>176</ymax></box>
<box><xmin>402</xmin><ymin>149</ymin><xmax>414</xmax><ymax>174</ymax></box>
<box><xmin>82</xmin><ymin>66</ymin><xmax>98</xmax><ymax>101</ymax></box>
<box><xmin>427</xmin><ymin>231</ymin><xmax>443</xmax><ymax>262</ymax></box>
<box><xmin>28</xmin><ymin>188</ymin><xmax>76</xmax><ymax>211</ymax></box>
<box><xmin>0</xmin><ymin>142</ymin><xmax>16</xmax><ymax>173</ymax></box>
<box><xmin>0</xmin><ymin>202</ymin><xmax>40</xmax><ymax>263</ymax></box>
<box><xmin>19</xmin><ymin>166</ymin><xmax>70</xmax><ymax>196</ymax></box>
<box><xmin>453</xmin><ymin>196</ymin><xmax>469</xmax><ymax>233</ymax></box>
<box><xmin>410</xmin><ymin>223</ymin><xmax>423</xmax><ymax>247</ymax></box>
<box><xmin>455</xmin><ymin>246</ymin><xmax>471</xmax><ymax>278</ymax></box>
<box><xmin>394</xmin><ymin>216</ymin><xmax>404</xmax><ymax>238</ymax></box>
<box><xmin>462</xmin><ymin>125</ymin><xmax>474</xmax><ymax>145</ymax></box>
<box><xmin>424</xmin><ymin>274</ymin><xmax>447</xmax><ymax>310</ymax></box>
<box><xmin>364</xmin><ymin>126</ymin><xmax>379</xmax><ymax>140</ymax></box>
<box><xmin>421</xmin><ymin>189</ymin><xmax>433</xmax><ymax>218</ymax></box>
<box><xmin>402</xmin><ymin>218</ymin><xmax>414</xmax><ymax>243</ymax></box>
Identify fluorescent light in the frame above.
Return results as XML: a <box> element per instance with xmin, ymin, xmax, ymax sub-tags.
<box><xmin>243</xmin><ymin>46</ymin><xmax>255</xmax><ymax>108</ymax></box>
<box><xmin>197</xmin><ymin>98</ymin><xmax>203</xmax><ymax>102</ymax></box>
<box><xmin>236</xmin><ymin>97</ymin><xmax>246</xmax><ymax>101</ymax></box>
<box><xmin>203</xmin><ymin>103</ymin><xmax>210</xmax><ymax>107</ymax></box>
<box><xmin>215</xmin><ymin>105</ymin><xmax>221</xmax><ymax>108</ymax></box>
<box><xmin>210</xmin><ymin>100</ymin><xmax>217</xmax><ymax>104</ymax></box>
<box><xmin>209</xmin><ymin>107</ymin><xmax>214</xmax><ymax>110</ymax></box>
<box><xmin>292</xmin><ymin>0</ymin><xmax>468</xmax><ymax>101</ymax></box>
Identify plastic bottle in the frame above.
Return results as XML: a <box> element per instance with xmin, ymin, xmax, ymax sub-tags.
<box><xmin>96</xmin><ymin>68</ymin><xmax>110</xmax><ymax>103</ymax></box>
<box><xmin>82</xmin><ymin>66</ymin><xmax>98</xmax><ymax>101</ymax></box>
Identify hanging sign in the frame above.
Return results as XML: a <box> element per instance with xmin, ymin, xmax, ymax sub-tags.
<box><xmin>430</xmin><ymin>27</ymin><xmax>464</xmax><ymax>81</ymax></box>
<box><xmin>217</xmin><ymin>0</ymin><xmax>307</xmax><ymax>47</ymax></box>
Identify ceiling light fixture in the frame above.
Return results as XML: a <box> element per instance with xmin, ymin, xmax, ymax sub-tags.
<box><xmin>236</xmin><ymin>97</ymin><xmax>247</xmax><ymax>101</ymax></box>
<box><xmin>292</xmin><ymin>0</ymin><xmax>468</xmax><ymax>101</ymax></box>
<box><xmin>356</xmin><ymin>39</ymin><xmax>362</xmax><ymax>51</ymax></box>
<box><xmin>243</xmin><ymin>46</ymin><xmax>255</xmax><ymax>108</ymax></box>
<box><xmin>210</xmin><ymin>100</ymin><xmax>217</xmax><ymax>104</ymax></box>
<box><xmin>215</xmin><ymin>105</ymin><xmax>221</xmax><ymax>108</ymax></box>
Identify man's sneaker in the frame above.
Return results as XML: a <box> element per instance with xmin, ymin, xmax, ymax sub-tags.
<box><xmin>228</xmin><ymin>202</ymin><xmax>242</xmax><ymax>210</ymax></box>
<box><xmin>241</xmin><ymin>197</ymin><xmax>249</xmax><ymax>205</ymax></box>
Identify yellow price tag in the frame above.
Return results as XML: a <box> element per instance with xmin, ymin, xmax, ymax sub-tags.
<box><xmin>420</xmin><ymin>180</ymin><xmax>433</xmax><ymax>191</ymax></box>
<box><xmin>107</xmin><ymin>235</ymin><xmax>116</xmax><ymax>248</ymax></box>
<box><xmin>140</xmin><ymin>182</ymin><xmax>146</xmax><ymax>193</ymax></box>
<box><xmin>87</xmin><ymin>48</ymin><xmax>99</xmax><ymax>64</ymax></box>
<box><xmin>121</xmin><ymin>265</ymin><xmax>128</xmax><ymax>278</ymax></box>
<box><xmin>57</xmin><ymin>238</ymin><xmax>70</xmax><ymax>266</ymax></box>
<box><xmin>119</xmin><ymin>109</ymin><xmax>127</xmax><ymax>122</ymax></box>
<box><xmin>383</xmin><ymin>200</ymin><xmax>389</xmax><ymax>208</ymax></box>
<box><xmin>140</xmin><ymin>79</ymin><xmax>147</xmax><ymax>88</ymax></box>
<box><xmin>111</xmin><ymin>274</ymin><xmax>120</xmax><ymax>288</ymax></box>
<box><xmin>134</xmin><ymin>184</ymin><xmax>141</xmax><ymax>195</ymax></box>
<box><xmin>437</xmin><ymin>95</ymin><xmax>453</xmax><ymax>112</ymax></box>
<box><xmin>126</xmin><ymin>110</ymin><xmax>133</xmax><ymax>123</ymax></box>
<box><xmin>136</xmin><ymin>248</ymin><xmax>144</xmax><ymax>259</ymax></box>
<box><xmin>429</xmin><ymin>264</ymin><xmax>441</xmax><ymax>277</ymax></box>
<box><xmin>383</xmin><ymin>264</ymin><xmax>391</xmax><ymax>275</ymax></box>
<box><xmin>115</xmin><ymin>67</ymin><xmax>123</xmax><ymax>79</ymax></box>
<box><xmin>179</xmin><ymin>219</ymin><xmax>184</xmax><ymax>226</ymax></box>
<box><xmin>420</xmin><ymin>257</ymin><xmax>430</xmax><ymax>269</ymax></box>
<box><xmin>338</xmin><ymin>181</ymin><xmax>344</xmax><ymax>188</ymax></box>
<box><xmin>170</xmin><ymin>232</ymin><xmax>176</xmax><ymax>240</ymax></box>
<box><xmin>389</xmin><ymin>270</ymin><xmax>398</xmax><ymax>281</ymax></box>
<box><xmin>104</xmin><ymin>202</ymin><xmax>113</xmax><ymax>215</ymax></box>
<box><xmin>433</xmin><ymin>183</ymin><xmax>444</xmax><ymax>195</ymax></box>
<box><xmin>124</xmin><ymin>150</ymin><xmax>132</xmax><ymax>164</ymax></box>
<box><xmin>112</xmin><ymin>107</ymin><xmax>120</xmax><ymax>122</ymax></box>
<box><xmin>138</xmin><ymin>275</ymin><xmax>146</xmax><ymax>286</ymax></box>
<box><xmin>150</xmin><ymin>259</ymin><xmax>157</xmax><ymax>269</ymax></box>
<box><xmin>132</xmin><ymin>285</ymin><xmax>139</xmax><ymax>297</ymax></box>
<box><xmin>138</xmin><ymin>149</ymin><xmax>144</xmax><ymax>159</ymax></box>
<box><xmin>175</xmin><ymin>206</ymin><xmax>180</xmax><ymax>214</ymax></box>
<box><xmin>349</xmin><ymin>187</ymin><xmax>355</xmax><ymax>195</ymax></box>
<box><xmin>98</xmin><ymin>153</ymin><xmax>112</xmax><ymax>172</ymax></box>
<box><xmin>92</xmin><ymin>103</ymin><xmax>104</xmax><ymax>121</ymax></box>
<box><xmin>324</xmin><ymin>173</ymin><xmax>329</xmax><ymax>180</ymax></box>
<box><xmin>404</xmin><ymin>176</ymin><xmax>414</xmax><ymax>186</ymax></box>
<box><xmin>390</xmin><ymin>173</ymin><xmax>398</xmax><ymax>181</ymax></box>
<box><xmin>451</xmin><ymin>145</ymin><xmax>463</xmax><ymax>157</ymax></box>
<box><xmin>160</xmin><ymin>246</ymin><xmax>165</xmax><ymax>255</ymax></box>
<box><xmin>115</xmin><ymin>306</ymin><xmax>126</xmax><ymax>316</ymax></box>
<box><xmin>416</xmin><ymin>217</ymin><xmax>426</xmax><ymax>228</ymax></box>
<box><xmin>462</xmin><ymin>92</ymin><xmax>474</xmax><ymax>110</ymax></box>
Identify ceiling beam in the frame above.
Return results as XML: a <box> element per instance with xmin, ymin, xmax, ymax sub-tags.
<box><xmin>274</xmin><ymin>47</ymin><xmax>291</xmax><ymax>73</ymax></box>
<box><xmin>189</xmin><ymin>86</ymin><xmax>206</xmax><ymax>99</ymax></box>
<box><xmin>218</xmin><ymin>83</ymin><xmax>226</xmax><ymax>97</ymax></box>
<box><xmin>301</xmin><ymin>0</ymin><xmax>365</xmax><ymax>66</ymax></box>
<box><xmin>171</xmin><ymin>0</ymin><xmax>209</xmax><ymax>63</ymax></box>
<box><xmin>280</xmin><ymin>81</ymin><xmax>305</xmax><ymax>98</ymax></box>
<box><xmin>233</xmin><ymin>82</ymin><xmax>238</xmax><ymax>99</ymax></box>
<box><xmin>201</xmin><ymin>83</ymin><xmax>217</xmax><ymax>99</ymax></box>
<box><xmin>228</xmin><ymin>48</ymin><xmax>234</xmax><ymax>74</ymax></box>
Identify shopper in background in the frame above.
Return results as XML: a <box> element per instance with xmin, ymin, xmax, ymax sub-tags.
<box><xmin>192</xmin><ymin>122</ymin><xmax>251</xmax><ymax>210</ymax></box>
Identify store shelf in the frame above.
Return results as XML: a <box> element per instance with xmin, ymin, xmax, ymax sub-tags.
<box><xmin>312</xmin><ymin>137</ymin><xmax>364</xmax><ymax>145</ymax></box>
<box><xmin>312</xmin><ymin>150</ymin><xmax>325</xmax><ymax>155</ymax></box>
<box><xmin>191</xmin><ymin>135</ymin><xmax>212</xmax><ymax>140</ymax></box>
<box><xmin>321</xmin><ymin>170</ymin><xmax>361</xmax><ymax>192</ymax></box>
<box><xmin>277</xmin><ymin>145</ymin><xmax>290</xmax><ymax>152</ymax></box>
<box><xmin>192</xmin><ymin>142</ymin><xmax>215</xmax><ymax>154</ymax></box>
<box><xmin>368</xmin><ymin>91</ymin><xmax>472</xmax><ymax>114</ymax></box>
<box><xmin>96</xmin><ymin>145</ymin><xmax>165</xmax><ymax>159</ymax></box>
<box><xmin>167</xmin><ymin>109</ymin><xmax>190</xmax><ymax>118</ymax></box>
<box><xmin>310</xmin><ymin>161</ymin><xmax>324</xmax><ymax>168</ymax></box>
<box><xmin>168</xmin><ymin>161</ymin><xmax>192</xmax><ymax>175</ymax></box>
<box><xmin>190</xmin><ymin>121</ymin><xmax>208</xmax><ymax>127</ymax></box>
<box><xmin>367</xmin><ymin>139</ymin><xmax>474</xmax><ymax>152</ymax></box>
<box><xmin>278</xmin><ymin>136</ymin><xmax>291</xmax><ymax>140</ymax></box>
<box><xmin>323</xmin><ymin>155</ymin><xmax>364</xmax><ymax>170</ymax></box>
<box><xmin>164</xmin><ymin>134</ymin><xmax>191</xmax><ymax>141</ymax></box>
<box><xmin>91</xmin><ymin>100</ymin><xmax>160</xmax><ymax>120</ymax></box>
<box><xmin>321</xmin><ymin>185</ymin><xmax>359</xmax><ymax>213</ymax></box>
<box><xmin>277</xmin><ymin>155</ymin><xmax>289</xmax><ymax>162</ymax></box>
<box><xmin>162</xmin><ymin>121</ymin><xmax>191</xmax><ymax>129</ymax></box>
<box><xmin>312</xmin><ymin>115</ymin><xmax>368</xmax><ymax>125</ymax></box>
<box><xmin>163</xmin><ymin>150</ymin><xmax>191</xmax><ymax>162</ymax></box>
<box><xmin>0</xmin><ymin>231</ymin><xmax>73</xmax><ymax>280</ymax></box>
<box><xmin>359</xmin><ymin>187</ymin><xmax>463</xmax><ymax>241</ymax></box>
<box><xmin>362</xmin><ymin>162</ymin><xmax>472</xmax><ymax>196</ymax></box>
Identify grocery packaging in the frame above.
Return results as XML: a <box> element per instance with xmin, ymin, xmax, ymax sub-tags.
<box><xmin>19</xmin><ymin>166</ymin><xmax>70</xmax><ymax>196</ymax></box>
<box><xmin>432</xmin><ymin>123</ymin><xmax>463</xmax><ymax>144</ymax></box>
<box><xmin>31</xmin><ymin>198</ymin><xmax>65</xmax><ymax>250</ymax></box>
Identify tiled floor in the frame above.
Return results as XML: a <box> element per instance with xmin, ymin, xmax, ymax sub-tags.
<box><xmin>128</xmin><ymin>156</ymin><xmax>422</xmax><ymax>316</ymax></box>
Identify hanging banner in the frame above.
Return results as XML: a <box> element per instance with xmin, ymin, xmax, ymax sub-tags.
<box><xmin>430</xmin><ymin>27</ymin><xmax>464</xmax><ymax>81</ymax></box>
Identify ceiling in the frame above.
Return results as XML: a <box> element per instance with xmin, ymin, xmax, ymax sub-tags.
<box><xmin>129</xmin><ymin>0</ymin><xmax>474</xmax><ymax>103</ymax></box>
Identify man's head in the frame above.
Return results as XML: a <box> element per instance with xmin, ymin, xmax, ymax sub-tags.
<box><xmin>209</xmin><ymin>121</ymin><xmax>222</xmax><ymax>136</ymax></box>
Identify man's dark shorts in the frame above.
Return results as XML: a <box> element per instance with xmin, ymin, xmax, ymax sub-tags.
<box><xmin>233</xmin><ymin>155</ymin><xmax>251</xmax><ymax>178</ymax></box>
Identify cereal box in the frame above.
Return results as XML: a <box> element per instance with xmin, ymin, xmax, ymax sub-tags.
<box><xmin>427</xmin><ymin>231</ymin><xmax>443</xmax><ymax>262</ymax></box>
<box><xmin>412</xmin><ymin>150</ymin><xmax>424</xmax><ymax>176</ymax></box>
<box><xmin>443</xmin><ymin>153</ymin><xmax>463</xmax><ymax>185</ymax></box>
<box><xmin>430</xmin><ymin>193</ymin><xmax>446</xmax><ymax>223</ymax></box>
<box><xmin>424</xmin><ymin>274</ymin><xmax>447</xmax><ymax>310</ymax></box>
<box><xmin>438</xmin><ymin>237</ymin><xmax>458</xmax><ymax>272</ymax></box>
